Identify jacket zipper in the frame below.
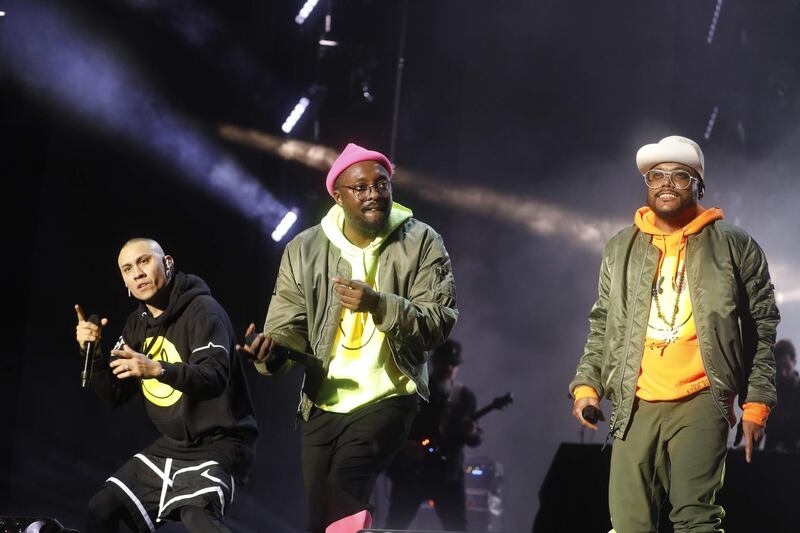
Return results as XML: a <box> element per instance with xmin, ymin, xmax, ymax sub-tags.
<box><xmin>615</xmin><ymin>234</ymin><xmax>650</xmax><ymax>437</ymax></box>
<box><xmin>685</xmin><ymin>238</ymin><xmax>729</xmax><ymax>424</ymax></box>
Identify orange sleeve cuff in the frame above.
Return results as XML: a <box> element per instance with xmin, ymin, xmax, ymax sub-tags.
<box><xmin>573</xmin><ymin>385</ymin><xmax>599</xmax><ymax>400</ymax></box>
<box><xmin>742</xmin><ymin>402</ymin><xmax>770</xmax><ymax>427</ymax></box>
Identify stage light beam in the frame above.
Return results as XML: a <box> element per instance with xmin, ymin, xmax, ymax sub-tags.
<box><xmin>271</xmin><ymin>210</ymin><xmax>299</xmax><ymax>242</ymax></box>
<box><xmin>704</xmin><ymin>106</ymin><xmax>719</xmax><ymax>140</ymax></box>
<box><xmin>295</xmin><ymin>0</ymin><xmax>320</xmax><ymax>25</ymax></box>
<box><xmin>281</xmin><ymin>97</ymin><xmax>310</xmax><ymax>134</ymax></box>
<box><xmin>707</xmin><ymin>0</ymin><xmax>724</xmax><ymax>44</ymax></box>
<box><xmin>2</xmin><ymin>2</ymin><xmax>295</xmax><ymax>242</ymax></box>
<box><xmin>279</xmin><ymin>85</ymin><xmax>326</xmax><ymax>135</ymax></box>
<box><xmin>217</xmin><ymin>126</ymin><xmax>626</xmax><ymax>253</ymax></box>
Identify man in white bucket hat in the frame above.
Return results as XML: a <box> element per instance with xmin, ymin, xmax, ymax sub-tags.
<box><xmin>570</xmin><ymin>135</ymin><xmax>779</xmax><ymax>532</ymax></box>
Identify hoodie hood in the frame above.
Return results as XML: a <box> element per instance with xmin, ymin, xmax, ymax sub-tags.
<box><xmin>321</xmin><ymin>201</ymin><xmax>413</xmax><ymax>257</ymax></box>
<box><xmin>634</xmin><ymin>205</ymin><xmax>724</xmax><ymax>237</ymax></box>
<box><xmin>634</xmin><ymin>205</ymin><xmax>724</xmax><ymax>284</ymax></box>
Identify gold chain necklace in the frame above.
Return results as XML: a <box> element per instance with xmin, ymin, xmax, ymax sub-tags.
<box><xmin>651</xmin><ymin>260</ymin><xmax>687</xmax><ymax>351</ymax></box>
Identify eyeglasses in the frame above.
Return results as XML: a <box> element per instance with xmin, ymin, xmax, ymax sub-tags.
<box><xmin>643</xmin><ymin>169</ymin><xmax>698</xmax><ymax>190</ymax></box>
<box><xmin>339</xmin><ymin>180</ymin><xmax>392</xmax><ymax>201</ymax></box>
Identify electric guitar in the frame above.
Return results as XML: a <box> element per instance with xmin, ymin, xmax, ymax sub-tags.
<box><xmin>397</xmin><ymin>392</ymin><xmax>514</xmax><ymax>471</ymax></box>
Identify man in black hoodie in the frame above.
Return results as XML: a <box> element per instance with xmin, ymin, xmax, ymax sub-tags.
<box><xmin>75</xmin><ymin>238</ymin><xmax>258</xmax><ymax>533</ymax></box>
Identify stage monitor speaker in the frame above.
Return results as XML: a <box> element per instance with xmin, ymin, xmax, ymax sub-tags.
<box><xmin>0</xmin><ymin>517</ymin><xmax>79</xmax><ymax>533</ymax></box>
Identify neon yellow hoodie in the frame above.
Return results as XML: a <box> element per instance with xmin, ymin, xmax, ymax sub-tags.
<box><xmin>315</xmin><ymin>202</ymin><xmax>417</xmax><ymax>412</ymax></box>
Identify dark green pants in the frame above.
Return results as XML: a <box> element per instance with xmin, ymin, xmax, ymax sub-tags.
<box><xmin>609</xmin><ymin>390</ymin><xmax>729</xmax><ymax>533</ymax></box>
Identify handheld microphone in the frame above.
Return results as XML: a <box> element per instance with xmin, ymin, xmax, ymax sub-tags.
<box><xmin>81</xmin><ymin>314</ymin><xmax>101</xmax><ymax>388</ymax></box>
<box><xmin>581</xmin><ymin>405</ymin><xmax>602</xmax><ymax>424</ymax></box>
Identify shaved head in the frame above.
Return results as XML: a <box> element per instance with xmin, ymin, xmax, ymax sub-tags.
<box><xmin>120</xmin><ymin>237</ymin><xmax>165</xmax><ymax>259</ymax></box>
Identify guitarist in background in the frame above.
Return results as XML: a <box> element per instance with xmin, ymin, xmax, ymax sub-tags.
<box><xmin>385</xmin><ymin>339</ymin><xmax>482</xmax><ymax>531</ymax></box>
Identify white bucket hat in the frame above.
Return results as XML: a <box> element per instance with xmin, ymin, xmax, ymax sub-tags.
<box><xmin>636</xmin><ymin>135</ymin><xmax>705</xmax><ymax>179</ymax></box>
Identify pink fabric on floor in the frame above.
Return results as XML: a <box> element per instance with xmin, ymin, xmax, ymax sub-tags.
<box><xmin>325</xmin><ymin>509</ymin><xmax>373</xmax><ymax>533</ymax></box>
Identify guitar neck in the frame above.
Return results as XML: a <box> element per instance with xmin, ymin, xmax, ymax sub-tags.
<box><xmin>472</xmin><ymin>404</ymin><xmax>497</xmax><ymax>421</ymax></box>
<box><xmin>470</xmin><ymin>393</ymin><xmax>513</xmax><ymax>421</ymax></box>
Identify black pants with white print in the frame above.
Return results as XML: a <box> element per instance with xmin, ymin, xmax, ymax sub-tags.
<box><xmin>88</xmin><ymin>453</ymin><xmax>234</xmax><ymax>533</ymax></box>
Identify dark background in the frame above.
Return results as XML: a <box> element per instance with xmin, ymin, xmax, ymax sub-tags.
<box><xmin>2</xmin><ymin>1</ymin><xmax>799</xmax><ymax>531</ymax></box>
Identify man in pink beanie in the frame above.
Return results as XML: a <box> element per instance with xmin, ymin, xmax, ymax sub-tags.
<box><xmin>242</xmin><ymin>142</ymin><xmax>458</xmax><ymax>533</ymax></box>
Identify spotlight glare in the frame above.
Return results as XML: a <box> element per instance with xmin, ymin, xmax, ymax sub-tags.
<box><xmin>706</xmin><ymin>0</ymin><xmax>724</xmax><ymax>44</ymax></box>
<box><xmin>217</xmin><ymin>127</ymin><xmax>628</xmax><ymax>253</ymax></box>
<box><xmin>295</xmin><ymin>0</ymin><xmax>320</xmax><ymax>25</ymax></box>
<box><xmin>318</xmin><ymin>39</ymin><xmax>339</xmax><ymax>47</ymax></box>
<box><xmin>704</xmin><ymin>105</ymin><xmax>719</xmax><ymax>140</ymax></box>
<box><xmin>3</xmin><ymin>3</ymin><xmax>292</xmax><ymax>246</ymax></box>
<box><xmin>271</xmin><ymin>209</ymin><xmax>299</xmax><ymax>242</ymax></box>
<box><xmin>280</xmin><ymin>97</ymin><xmax>310</xmax><ymax>134</ymax></box>
<box><xmin>362</xmin><ymin>84</ymin><xmax>374</xmax><ymax>103</ymax></box>
<box><xmin>0</xmin><ymin>11</ymin><xmax>6</xmax><ymax>16</ymax></box>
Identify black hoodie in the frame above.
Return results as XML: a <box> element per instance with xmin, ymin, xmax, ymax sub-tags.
<box><xmin>91</xmin><ymin>272</ymin><xmax>258</xmax><ymax>480</ymax></box>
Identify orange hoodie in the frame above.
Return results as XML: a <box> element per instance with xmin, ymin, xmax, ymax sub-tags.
<box><xmin>634</xmin><ymin>205</ymin><xmax>722</xmax><ymax>401</ymax></box>
<box><xmin>574</xmin><ymin>205</ymin><xmax>769</xmax><ymax>427</ymax></box>
<box><xmin>634</xmin><ymin>205</ymin><xmax>768</xmax><ymax>426</ymax></box>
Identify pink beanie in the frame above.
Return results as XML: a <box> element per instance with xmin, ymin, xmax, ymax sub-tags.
<box><xmin>325</xmin><ymin>143</ymin><xmax>393</xmax><ymax>198</ymax></box>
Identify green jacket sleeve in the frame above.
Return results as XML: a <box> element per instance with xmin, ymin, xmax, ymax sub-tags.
<box><xmin>259</xmin><ymin>242</ymin><xmax>309</xmax><ymax>376</ymax></box>
<box><xmin>569</xmin><ymin>240</ymin><xmax>614</xmax><ymax>398</ymax></box>
<box><xmin>739</xmin><ymin>235</ymin><xmax>779</xmax><ymax>407</ymax></box>
<box><xmin>372</xmin><ymin>229</ymin><xmax>458</xmax><ymax>357</ymax></box>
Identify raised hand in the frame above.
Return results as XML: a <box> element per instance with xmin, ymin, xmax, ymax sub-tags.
<box><xmin>75</xmin><ymin>304</ymin><xmax>109</xmax><ymax>349</ymax></box>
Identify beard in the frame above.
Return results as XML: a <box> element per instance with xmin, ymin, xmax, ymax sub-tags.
<box><xmin>647</xmin><ymin>191</ymin><xmax>697</xmax><ymax>220</ymax></box>
<box><xmin>360</xmin><ymin>213</ymin><xmax>389</xmax><ymax>234</ymax></box>
<box><xmin>347</xmin><ymin>199</ymin><xmax>392</xmax><ymax>236</ymax></box>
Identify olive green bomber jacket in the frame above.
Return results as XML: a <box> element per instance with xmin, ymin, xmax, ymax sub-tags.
<box><xmin>257</xmin><ymin>218</ymin><xmax>458</xmax><ymax>420</ymax></box>
<box><xmin>569</xmin><ymin>221</ymin><xmax>779</xmax><ymax>439</ymax></box>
